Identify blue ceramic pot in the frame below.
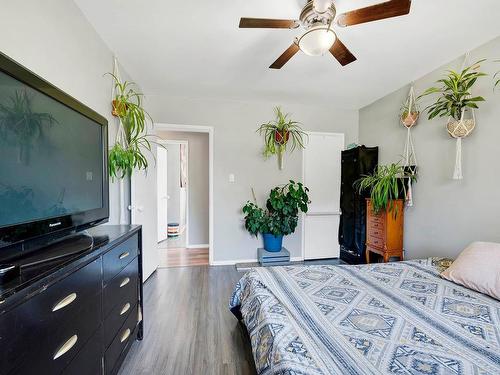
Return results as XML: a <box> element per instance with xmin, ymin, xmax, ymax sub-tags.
<box><xmin>262</xmin><ymin>233</ymin><xmax>283</xmax><ymax>252</ymax></box>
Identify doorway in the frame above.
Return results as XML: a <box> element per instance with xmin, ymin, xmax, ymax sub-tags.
<box><xmin>157</xmin><ymin>140</ymin><xmax>188</xmax><ymax>246</ymax></box>
<box><xmin>156</xmin><ymin>129</ymin><xmax>210</xmax><ymax>267</ymax></box>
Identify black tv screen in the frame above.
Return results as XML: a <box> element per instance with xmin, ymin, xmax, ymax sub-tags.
<box><xmin>0</xmin><ymin>53</ymin><xmax>108</xmax><ymax>250</ymax></box>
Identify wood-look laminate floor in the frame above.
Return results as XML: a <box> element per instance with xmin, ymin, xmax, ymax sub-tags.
<box><xmin>158</xmin><ymin>247</ymin><xmax>209</xmax><ymax>268</ymax></box>
<box><xmin>118</xmin><ymin>266</ymin><xmax>256</xmax><ymax>375</ymax></box>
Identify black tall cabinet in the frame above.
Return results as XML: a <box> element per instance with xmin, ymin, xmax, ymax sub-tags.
<box><xmin>339</xmin><ymin>146</ymin><xmax>378</xmax><ymax>264</ymax></box>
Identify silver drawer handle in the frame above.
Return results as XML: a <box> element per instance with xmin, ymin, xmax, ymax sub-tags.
<box><xmin>120</xmin><ymin>328</ymin><xmax>131</xmax><ymax>343</ymax></box>
<box><xmin>120</xmin><ymin>277</ymin><xmax>130</xmax><ymax>288</ymax></box>
<box><xmin>52</xmin><ymin>293</ymin><xmax>77</xmax><ymax>312</ymax></box>
<box><xmin>53</xmin><ymin>335</ymin><xmax>78</xmax><ymax>360</ymax></box>
<box><xmin>119</xmin><ymin>251</ymin><xmax>130</xmax><ymax>260</ymax></box>
<box><xmin>120</xmin><ymin>303</ymin><xmax>131</xmax><ymax>315</ymax></box>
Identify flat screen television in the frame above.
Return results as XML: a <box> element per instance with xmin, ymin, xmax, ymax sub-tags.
<box><xmin>0</xmin><ymin>52</ymin><xmax>109</xmax><ymax>254</ymax></box>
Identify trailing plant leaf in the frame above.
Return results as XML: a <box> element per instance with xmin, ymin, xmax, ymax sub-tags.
<box><xmin>418</xmin><ymin>60</ymin><xmax>487</xmax><ymax>121</ymax></box>
<box><xmin>257</xmin><ymin>107</ymin><xmax>307</xmax><ymax>158</ymax></box>
<box><xmin>355</xmin><ymin>163</ymin><xmax>416</xmax><ymax>216</ymax></box>
<box><xmin>106</xmin><ymin>73</ymin><xmax>157</xmax><ymax>180</ymax></box>
<box><xmin>242</xmin><ymin>180</ymin><xmax>310</xmax><ymax>237</ymax></box>
<box><xmin>494</xmin><ymin>60</ymin><xmax>500</xmax><ymax>90</ymax></box>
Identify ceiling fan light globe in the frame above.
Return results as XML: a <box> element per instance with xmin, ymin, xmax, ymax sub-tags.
<box><xmin>298</xmin><ymin>27</ymin><xmax>336</xmax><ymax>56</ymax></box>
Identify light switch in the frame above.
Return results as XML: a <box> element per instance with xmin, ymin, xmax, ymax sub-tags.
<box><xmin>229</xmin><ymin>173</ymin><xmax>235</xmax><ymax>183</ymax></box>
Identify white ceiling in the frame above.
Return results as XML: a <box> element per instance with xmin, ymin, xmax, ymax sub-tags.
<box><xmin>75</xmin><ymin>0</ymin><xmax>500</xmax><ymax>109</ymax></box>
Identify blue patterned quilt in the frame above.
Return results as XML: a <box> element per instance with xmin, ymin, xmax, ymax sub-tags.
<box><xmin>229</xmin><ymin>258</ymin><xmax>500</xmax><ymax>375</ymax></box>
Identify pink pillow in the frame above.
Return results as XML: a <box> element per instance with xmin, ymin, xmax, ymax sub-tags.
<box><xmin>441</xmin><ymin>242</ymin><xmax>500</xmax><ymax>300</ymax></box>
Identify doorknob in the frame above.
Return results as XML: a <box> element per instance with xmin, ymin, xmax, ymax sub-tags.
<box><xmin>128</xmin><ymin>205</ymin><xmax>144</xmax><ymax>212</ymax></box>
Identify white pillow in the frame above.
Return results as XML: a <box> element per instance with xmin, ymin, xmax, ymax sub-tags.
<box><xmin>441</xmin><ymin>242</ymin><xmax>500</xmax><ymax>300</ymax></box>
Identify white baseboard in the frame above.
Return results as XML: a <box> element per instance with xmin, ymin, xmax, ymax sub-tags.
<box><xmin>187</xmin><ymin>244</ymin><xmax>209</xmax><ymax>249</ymax></box>
<box><xmin>211</xmin><ymin>256</ymin><xmax>304</xmax><ymax>266</ymax></box>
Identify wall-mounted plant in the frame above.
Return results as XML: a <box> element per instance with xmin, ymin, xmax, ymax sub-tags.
<box><xmin>0</xmin><ymin>90</ymin><xmax>57</xmax><ymax>163</ymax></box>
<box><xmin>418</xmin><ymin>58</ymin><xmax>487</xmax><ymax>179</ymax></box>
<box><xmin>355</xmin><ymin>163</ymin><xmax>416</xmax><ymax>216</ymax></box>
<box><xmin>107</xmin><ymin>73</ymin><xmax>154</xmax><ymax>180</ymax></box>
<box><xmin>257</xmin><ymin>107</ymin><xmax>307</xmax><ymax>170</ymax></box>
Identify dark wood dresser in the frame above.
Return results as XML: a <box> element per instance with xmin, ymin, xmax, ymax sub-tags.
<box><xmin>366</xmin><ymin>199</ymin><xmax>404</xmax><ymax>263</ymax></box>
<box><xmin>0</xmin><ymin>225</ymin><xmax>143</xmax><ymax>375</ymax></box>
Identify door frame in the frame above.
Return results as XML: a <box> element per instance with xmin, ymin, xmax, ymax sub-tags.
<box><xmin>301</xmin><ymin>131</ymin><xmax>345</xmax><ymax>260</ymax></box>
<box><xmin>155</xmin><ymin>123</ymin><xmax>214</xmax><ymax>265</ymax></box>
<box><xmin>157</xmin><ymin>139</ymin><xmax>189</xmax><ymax>245</ymax></box>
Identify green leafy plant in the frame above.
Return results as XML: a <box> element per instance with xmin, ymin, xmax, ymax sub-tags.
<box><xmin>0</xmin><ymin>90</ymin><xmax>57</xmax><ymax>163</ymax></box>
<box><xmin>106</xmin><ymin>73</ymin><xmax>155</xmax><ymax>180</ymax></box>
<box><xmin>257</xmin><ymin>107</ymin><xmax>307</xmax><ymax>169</ymax></box>
<box><xmin>242</xmin><ymin>180</ymin><xmax>310</xmax><ymax>237</ymax></box>
<box><xmin>355</xmin><ymin>163</ymin><xmax>415</xmax><ymax>215</ymax></box>
<box><xmin>418</xmin><ymin>60</ymin><xmax>487</xmax><ymax>121</ymax></box>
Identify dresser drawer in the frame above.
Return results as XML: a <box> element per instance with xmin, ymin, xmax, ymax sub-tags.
<box><xmin>368</xmin><ymin>213</ymin><xmax>384</xmax><ymax>225</ymax></box>
<box><xmin>103</xmin><ymin>257</ymin><xmax>138</xmax><ymax>318</ymax></box>
<box><xmin>63</xmin><ymin>325</ymin><xmax>103</xmax><ymax>375</ymax></box>
<box><xmin>367</xmin><ymin>226</ymin><xmax>384</xmax><ymax>240</ymax></box>
<box><xmin>1</xmin><ymin>291</ymin><xmax>101</xmax><ymax>374</ymax></box>
<box><xmin>104</xmin><ymin>282</ymin><xmax>138</xmax><ymax>349</ymax></box>
<box><xmin>367</xmin><ymin>236</ymin><xmax>385</xmax><ymax>249</ymax></box>
<box><xmin>105</xmin><ymin>304</ymin><xmax>138</xmax><ymax>375</ymax></box>
<box><xmin>0</xmin><ymin>259</ymin><xmax>102</xmax><ymax>375</ymax></box>
<box><xmin>29</xmin><ymin>258</ymin><xmax>102</xmax><ymax>324</ymax></box>
<box><xmin>103</xmin><ymin>234</ymin><xmax>138</xmax><ymax>283</ymax></box>
<box><xmin>0</xmin><ymin>307</ymin><xmax>35</xmax><ymax>374</ymax></box>
<box><xmin>367</xmin><ymin>219</ymin><xmax>384</xmax><ymax>231</ymax></box>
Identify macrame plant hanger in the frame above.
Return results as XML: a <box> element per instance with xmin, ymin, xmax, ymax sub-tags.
<box><xmin>448</xmin><ymin>52</ymin><xmax>476</xmax><ymax>180</ymax></box>
<box><xmin>401</xmin><ymin>84</ymin><xmax>418</xmax><ymax>207</ymax></box>
<box><xmin>111</xmin><ymin>57</ymin><xmax>129</xmax><ymax>224</ymax></box>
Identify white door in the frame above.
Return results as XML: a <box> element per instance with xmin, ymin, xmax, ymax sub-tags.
<box><xmin>303</xmin><ymin>132</ymin><xmax>344</xmax><ymax>259</ymax></box>
<box><xmin>157</xmin><ymin>147</ymin><xmax>168</xmax><ymax>242</ymax></box>
<box><xmin>131</xmin><ymin>142</ymin><xmax>160</xmax><ymax>282</ymax></box>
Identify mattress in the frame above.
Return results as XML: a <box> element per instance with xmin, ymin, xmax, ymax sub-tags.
<box><xmin>229</xmin><ymin>258</ymin><xmax>500</xmax><ymax>375</ymax></box>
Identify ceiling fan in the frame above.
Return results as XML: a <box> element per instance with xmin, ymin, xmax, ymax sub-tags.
<box><xmin>239</xmin><ymin>0</ymin><xmax>412</xmax><ymax>69</ymax></box>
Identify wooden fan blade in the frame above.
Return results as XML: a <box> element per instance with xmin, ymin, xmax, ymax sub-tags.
<box><xmin>270</xmin><ymin>43</ymin><xmax>300</xmax><ymax>69</ymax></box>
<box><xmin>239</xmin><ymin>18</ymin><xmax>300</xmax><ymax>29</ymax></box>
<box><xmin>337</xmin><ymin>0</ymin><xmax>411</xmax><ymax>27</ymax></box>
<box><xmin>329</xmin><ymin>38</ymin><xmax>356</xmax><ymax>66</ymax></box>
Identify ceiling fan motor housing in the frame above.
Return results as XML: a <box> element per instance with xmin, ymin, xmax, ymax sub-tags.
<box><xmin>300</xmin><ymin>1</ymin><xmax>336</xmax><ymax>30</ymax></box>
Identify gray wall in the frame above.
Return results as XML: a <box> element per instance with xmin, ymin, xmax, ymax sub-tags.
<box><xmin>158</xmin><ymin>132</ymin><xmax>209</xmax><ymax>246</ymax></box>
<box><xmin>164</xmin><ymin>143</ymin><xmax>181</xmax><ymax>224</ymax></box>
<box><xmin>0</xmin><ymin>0</ymin><xmax>137</xmax><ymax>225</ymax></box>
<box><xmin>359</xmin><ymin>36</ymin><xmax>500</xmax><ymax>259</ymax></box>
<box><xmin>148</xmin><ymin>96</ymin><xmax>358</xmax><ymax>262</ymax></box>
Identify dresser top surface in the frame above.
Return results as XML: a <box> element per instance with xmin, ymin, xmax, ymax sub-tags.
<box><xmin>0</xmin><ymin>225</ymin><xmax>140</xmax><ymax>307</ymax></box>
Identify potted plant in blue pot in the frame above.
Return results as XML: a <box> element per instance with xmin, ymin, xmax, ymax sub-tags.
<box><xmin>242</xmin><ymin>180</ymin><xmax>310</xmax><ymax>252</ymax></box>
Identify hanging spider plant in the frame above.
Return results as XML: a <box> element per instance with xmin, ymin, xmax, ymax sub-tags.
<box><xmin>0</xmin><ymin>90</ymin><xmax>57</xmax><ymax>163</ymax></box>
<box><xmin>106</xmin><ymin>73</ymin><xmax>155</xmax><ymax>180</ymax></box>
<box><xmin>257</xmin><ymin>107</ymin><xmax>307</xmax><ymax>170</ymax></box>
<box><xmin>355</xmin><ymin>163</ymin><xmax>416</xmax><ymax>216</ymax></box>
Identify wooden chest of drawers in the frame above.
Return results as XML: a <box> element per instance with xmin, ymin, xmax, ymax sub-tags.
<box><xmin>366</xmin><ymin>199</ymin><xmax>404</xmax><ymax>263</ymax></box>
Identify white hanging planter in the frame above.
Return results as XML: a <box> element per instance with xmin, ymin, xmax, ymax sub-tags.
<box><xmin>447</xmin><ymin>110</ymin><xmax>475</xmax><ymax>180</ymax></box>
<box><xmin>400</xmin><ymin>85</ymin><xmax>418</xmax><ymax>207</ymax></box>
<box><xmin>400</xmin><ymin>85</ymin><xmax>420</xmax><ymax>129</ymax></box>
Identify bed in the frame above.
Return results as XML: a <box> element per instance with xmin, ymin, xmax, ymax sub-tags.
<box><xmin>229</xmin><ymin>258</ymin><xmax>500</xmax><ymax>375</ymax></box>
